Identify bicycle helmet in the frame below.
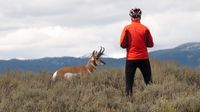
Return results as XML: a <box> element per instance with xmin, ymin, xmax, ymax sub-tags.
<box><xmin>129</xmin><ymin>8</ymin><xmax>142</xmax><ymax>18</ymax></box>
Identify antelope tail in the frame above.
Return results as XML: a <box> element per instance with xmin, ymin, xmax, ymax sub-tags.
<box><xmin>47</xmin><ymin>71</ymin><xmax>58</xmax><ymax>89</ymax></box>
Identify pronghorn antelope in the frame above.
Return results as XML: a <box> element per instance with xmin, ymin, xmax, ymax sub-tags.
<box><xmin>50</xmin><ymin>47</ymin><xmax>105</xmax><ymax>82</ymax></box>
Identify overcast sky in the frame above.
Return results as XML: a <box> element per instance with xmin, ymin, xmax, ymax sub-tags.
<box><xmin>0</xmin><ymin>0</ymin><xmax>200</xmax><ymax>59</ymax></box>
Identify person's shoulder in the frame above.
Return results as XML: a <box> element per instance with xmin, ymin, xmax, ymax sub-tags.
<box><xmin>124</xmin><ymin>23</ymin><xmax>132</xmax><ymax>29</ymax></box>
<box><xmin>140</xmin><ymin>23</ymin><xmax>149</xmax><ymax>30</ymax></box>
<box><xmin>138</xmin><ymin>23</ymin><xmax>151</xmax><ymax>33</ymax></box>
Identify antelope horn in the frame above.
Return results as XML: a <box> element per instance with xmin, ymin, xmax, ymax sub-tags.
<box><xmin>97</xmin><ymin>46</ymin><xmax>105</xmax><ymax>57</ymax></box>
<box><xmin>101</xmin><ymin>47</ymin><xmax>105</xmax><ymax>54</ymax></box>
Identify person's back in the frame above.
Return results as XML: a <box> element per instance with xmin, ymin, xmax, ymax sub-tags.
<box><xmin>120</xmin><ymin>8</ymin><xmax>154</xmax><ymax>96</ymax></box>
<box><xmin>120</xmin><ymin>18</ymin><xmax>153</xmax><ymax>60</ymax></box>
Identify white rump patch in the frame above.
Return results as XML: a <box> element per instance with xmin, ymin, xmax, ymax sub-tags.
<box><xmin>52</xmin><ymin>71</ymin><xmax>58</xmax><ymax>81</ymax></box>
<box><xmin>64</xmin><ymin>73</ymin><xmax>78</xmax><ymax>80</ymax></box>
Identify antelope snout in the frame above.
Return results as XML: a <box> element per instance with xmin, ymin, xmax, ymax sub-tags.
<box><xmin>100</xmin><ymin>59</ymin><xmax>106</xmax><ymax>65</ymax></box>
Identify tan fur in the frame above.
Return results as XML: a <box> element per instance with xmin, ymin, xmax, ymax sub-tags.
<box><xmin>50</xmin><ymin>47</ymin><xmax>105</xmax><ymax>81</ymax></box>
<box><xmin>57</xmin><ymin>65</ymin><xmax>92</xmax><ymax>77</ymax></box>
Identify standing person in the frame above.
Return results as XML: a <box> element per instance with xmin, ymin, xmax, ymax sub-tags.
<box><xmin>120</xmin><ymin>8</ymin><xmax>154</xmax><ymax>96</ymax></box>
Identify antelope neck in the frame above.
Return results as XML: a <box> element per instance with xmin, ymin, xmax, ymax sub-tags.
<box><xmin>85</xmin><ymin>62</ymin><xmax>96</xmax><ymax>73</ymax></box>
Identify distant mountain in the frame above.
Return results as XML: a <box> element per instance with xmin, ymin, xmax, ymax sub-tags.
<box><xmin>149</xmin><ymin>42</ymin><xmax>200</xmax><ymax>67</ymax></box>
<box><xmin>0</xmin><ymin>57</ymin><xmax>125</xmax><ymax>73</ymax></box>
<box><xmin>0</xmin><ymin>42</ymin><xmax>199</xmax><ymax>73</ymax></box>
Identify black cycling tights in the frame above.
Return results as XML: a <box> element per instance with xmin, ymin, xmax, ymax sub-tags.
<box><xmin>125</xmin><ymin>59</ymin><xmax>152</xmax><ymax>96</ymax></box>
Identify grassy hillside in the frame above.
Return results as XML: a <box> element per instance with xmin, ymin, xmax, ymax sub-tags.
<box><xmin>0</xmin><ymin>60</ymin><xmax>200</xmax><ymax>112</ymax></box>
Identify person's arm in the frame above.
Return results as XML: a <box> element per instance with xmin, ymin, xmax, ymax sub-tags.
<box><xmin>145</xmin><ymin>29</ymin><xmax>154</xmax><ymax>48</ymax></box>
<box><xmin>120</xmin><ymin>27</ymin><xmax>129</xmax><ymax>48</ymax></box>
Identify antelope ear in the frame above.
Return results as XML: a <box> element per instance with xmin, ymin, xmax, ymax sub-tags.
<box><xmin>92</xmin><ymin>50</ymin><xmax>95</xmax><ymax>56</ymax></box>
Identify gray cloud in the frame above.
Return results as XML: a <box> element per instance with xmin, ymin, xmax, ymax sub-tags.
<box><xmin>0</xmin><ymin>0</ymin><xmax>200</xmax><ymax>59</ymax></box>
<box><xmin>0</xmin><ymin>0</ymin><xmax>131</xmax><ymax>28</ymax></box>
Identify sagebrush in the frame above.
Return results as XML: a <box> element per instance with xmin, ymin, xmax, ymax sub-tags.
<box><xmin>0</xmin><ymin>60</ymin><xmax>200</xmax><ymax>112</ymax></box>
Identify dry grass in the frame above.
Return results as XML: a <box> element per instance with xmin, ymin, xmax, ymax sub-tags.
<box><xmin>0</xmin><ymin>60</ymin><xmax>200</xmax><ymax>112</ymax></box>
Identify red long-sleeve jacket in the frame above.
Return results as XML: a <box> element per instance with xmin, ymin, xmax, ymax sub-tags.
<box><xmin>120</xmin><ymin>20</ymin><xmax>154</xmax><ymax>60</ymax></box>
